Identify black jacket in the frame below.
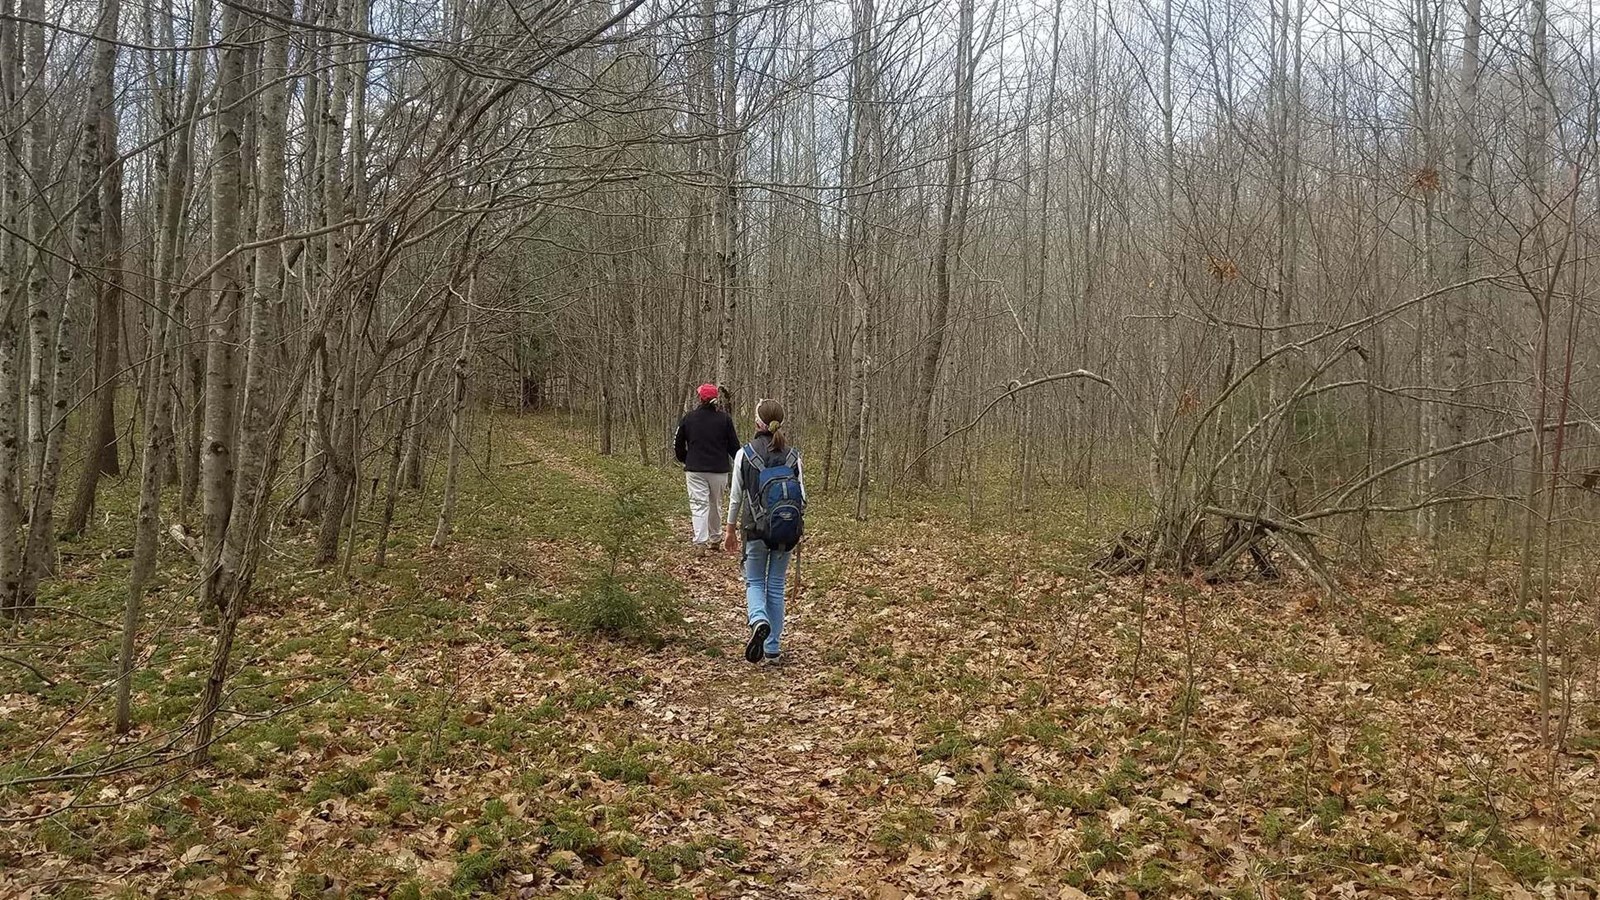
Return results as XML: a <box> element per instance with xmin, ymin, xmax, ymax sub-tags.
<box><xmin>674</xmin><ymin>403</ymin><xmax>740</xmax><ymax>474</ymax></box>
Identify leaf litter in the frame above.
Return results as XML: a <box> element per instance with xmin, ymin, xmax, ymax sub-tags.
<box><xmin>0</xmin><ymin>418</ymin><xmax>1596</xmax><ymax>898</ymax></box>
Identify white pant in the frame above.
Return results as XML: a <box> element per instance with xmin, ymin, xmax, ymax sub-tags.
<box><xmin>685</xmin><ymin>472</ymin><xmax>729</xmax><ymax>544</ymax></box>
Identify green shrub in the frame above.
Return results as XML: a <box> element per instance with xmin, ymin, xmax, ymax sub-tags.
<box><xmin>550</xmin><ymin>577</ymin><xmax>681</xmax><ymax>644</ymax></box>
<box><xmin>980</xmin><ymin>761</ymin><xmax>1032</xmax><ymax>812</ymax></box>
<box><xmin>1079</xmin><ymin>823</ymin><xmax>1128</xmax><ymax>872</ymax></box>
<box><xmin>548</xmin><ymin>478</ymin><xmax>681</xmax><ymax>644</ymax></box>
<box><xmin>872</xmin><ymin>807</ymin><xmax>935</xmax><ymax>855</ymax></box>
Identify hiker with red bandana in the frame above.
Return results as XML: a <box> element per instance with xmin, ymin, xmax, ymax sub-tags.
<box><xmin>673</xmin><ymin>384</ymin><xmax>740</xmax><ymax>549</ymax></box>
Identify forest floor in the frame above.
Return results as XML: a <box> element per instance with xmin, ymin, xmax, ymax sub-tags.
<box><xmin>1</xmin><ymin>414</ymin><xmax>1598</xmax><ymax>900</ymax></box>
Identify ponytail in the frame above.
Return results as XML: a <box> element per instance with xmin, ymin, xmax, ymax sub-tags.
<box><xmin>756</xmin><ymin>398</ymin><xmax>788</xmax><ymax>453</ymax></box>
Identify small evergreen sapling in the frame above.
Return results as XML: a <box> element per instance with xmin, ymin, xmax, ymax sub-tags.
<box><xmin>550</xmin><ymin>476</ymin><xmax>681</xmax><ymax>645</ymax></box>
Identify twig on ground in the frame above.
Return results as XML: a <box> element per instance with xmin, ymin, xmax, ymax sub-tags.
<box><xmin>1</xmin><ymin>653</ymin><xmax>56</xmax><ymax>686</ymax></box>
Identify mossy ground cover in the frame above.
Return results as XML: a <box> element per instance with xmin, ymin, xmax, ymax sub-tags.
<box><xmin>1</xmin><ymin>413</ymin><xmax>1596</xmax><ymax>898</ymax></box>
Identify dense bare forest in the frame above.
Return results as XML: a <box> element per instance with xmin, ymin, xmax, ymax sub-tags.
<box><xmin>2</xmin><ymin>0</ymin><xmax>1599</xmax><ymax>895</ymax></box>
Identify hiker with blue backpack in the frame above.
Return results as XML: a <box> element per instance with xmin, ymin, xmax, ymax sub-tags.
<box><xmin>723</xmin><ymin>399</ymin><xmax>805</xmax><ymax>666</ymax></box>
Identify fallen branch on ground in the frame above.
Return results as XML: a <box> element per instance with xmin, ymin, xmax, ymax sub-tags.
<box><xmin>1</xmin><ymin>654</ymin><xmax>56</xmax><ymax>686</ymax></box>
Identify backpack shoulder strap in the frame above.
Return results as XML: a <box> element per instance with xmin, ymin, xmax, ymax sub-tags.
<box><xmin>741</xmin><ymin>444</ymin><xmax>762</xmax><ymax>492</ymax></box>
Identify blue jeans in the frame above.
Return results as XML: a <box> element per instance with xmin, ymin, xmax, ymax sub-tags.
<box><xmin>742</xmin><ymin>539</ymin><xmax>791</xmax><ymax>655</ymax></box>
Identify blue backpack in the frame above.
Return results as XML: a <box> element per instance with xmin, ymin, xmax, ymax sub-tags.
<box><xmin>744</xmin><ymin>443</ymin><xmax>804</xmax><ymax>551</ymax></box>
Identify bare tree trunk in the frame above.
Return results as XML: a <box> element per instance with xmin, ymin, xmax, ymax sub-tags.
<box><xmin>193</xmin><ymin>69</ymin><xmax>336</xmax><ymax>762</ymax></box>
<box><xmin>1539</xmin><ymin>259</ymin><xmax>1578</xmax><ymax>750</ymax></box>
<box><xmin>377</xmin><ymin>344</ymin><xmax>437</xmax><ymax>566</ymax></box>
<box><xmin>1149</xmin><ymin>0</ymin><xmax>1180</xmax><ymax>563</ymax></box>
<box><xmin>840</xmin><ymin>0</ymin><xmax>877</xmax><ymax>502</ymax></box>
<box><xmin>178</xmin><ymin>348</ymin><xmax>203</xmax><ymax>512</ymax></box>
<box><xmin>299</xmin><ymin>11</ymin><xmax>352</xmax><ymax>524</ymax></box>
<box><xmin>17</xmin><ymin>0</ymin><xmax>51</xmax><ymax>601</ymax></box>
<box><xmin>237</xmin><ymin>0</ymin><xmax>290</xmax><ymax>575</ymax></box>
<box><xmin>597</xmin><ymin>290</ymin><xmax>613</xmax><ymax>457</ymax></box>
<box><xmin>401</xmin><ymin>376</ymin><xmax>429</xmax><ymax>490</ymax></box>
<box><xmin>1517</xmin><ymin>0</ymin><xmax>1557</xmax><ymax>731</ymax></box>
<box><xmin>118</xmin><ymin>0</ymin><xmax>210</xmax><ymax>716</ymax></box>
<box><xmin>314</xmin><ymin>316</ymin><xmax>360</xmax><ymax>565</ymax></box>
<box><xmin>194</xmin><ymin>306</ymin><xmax>333</xmax><ymax>766</ymax></box>
<box><xmin>433</xmin><ymin>280</ymin><xmax>475</xmax><ymax>549</ymax></box>
<box><xmin>0</xmin><ymin>319</ymin><xmax>19</xmax><ymax>617</ymax></box>
<box><xmin>219</xmin><ymin>43</ymin><xmax>287</xmax><ymax>596</ymax></box>
<box><xmin>1267</xmin><ymin>0</ymin><xmax>1304</xmax><ymax>516</ymax></box>
<box><xmin>199</xmin><ymin>0</ymin><xmax>249</xmax><ymax>612</ymax></box>
<box><xmin>118</xmin><ymin>310</ymin><xmax>174</xmax><ymax>732</ymax></box>
<box><xmin>316</xmin><ymin>0</ymin><xmax>377</xmax><ymax>569</ymax></box>
<box><xmin>1019</xmin><ymin>0</ymin><xmax>1062</xmax><ymax>513</ymax></box>
<box><xmin>64</xmin><ymin>95</ymin><xmax>126</xmax><ymax>536</ymax></box>
<box><xmin>1437</xmin><ymin>0</ymin><xmax>1481</xmax><ymax>522</ymax></box>
<box><xmin>21</xmin><ymin>0</ymin><xmax>118</xmax><ymax>607</ymax></box>
<box><xmin>1517</xmin><ymin>0</ymin><xmax>1552</xmax><ymax>614</ymax></box>
<box><xmin>0</xmin><ymin>0</ymin><xmax>28</xmax><ymax>615</ymax></box>
<box><xmin>910</xmin><ymin>0</ymin><xmax>975</xmax><ymax>483</ymax></box>
<box><xmin>628</xmin><ymin>245</ymin><xmax>653</xmax><ymax>464</ymax></box>
<box><xmin>1411</xmin><ymin>0</ymin><xmax>1441</xmax><ymax>539</ymax></box>
<box><xmin>712</xmin><ymin>0</ymin><xmax>740</xmax><ymax>389</ymax></box>
<box><xmin>847</xmin><ymin>281</ymin><xmax>871</xmax><ymax>520</ymax></box>
<box><xmin>300</xmin><ymin>355</ymin><xmax>329</xmax><ymax>517</ymax></box>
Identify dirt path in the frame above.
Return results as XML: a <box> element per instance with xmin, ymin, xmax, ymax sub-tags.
<box><xmin>507</xmin><ymin>434</ymin><xmax>895</xmax><ymax>895</ymax></box>
<box><xmin>633</xmin><ymin>540</ymin><xmax>873</xmax><ymax>897</ymax></box>
<box><xmin>526</xmin><ymin>424</ymin><xmax>1075</xmax><ymax>898</ymax></box>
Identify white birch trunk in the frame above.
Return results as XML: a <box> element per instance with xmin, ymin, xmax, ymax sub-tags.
<box><xmin>19</xmin><ymin>0</ymin><xmax>48</xmax><ymax>499</ymax></box>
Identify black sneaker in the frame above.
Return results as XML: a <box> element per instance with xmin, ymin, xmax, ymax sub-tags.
<box><xmin>763</xmin><ymin>652</ymin><xmax>783</xmax><ymax>668</ymax></box>
<box><xmin>744</xmin><ymin>621</ymin><xmax>770</xmax><ymax>663</ymax></box>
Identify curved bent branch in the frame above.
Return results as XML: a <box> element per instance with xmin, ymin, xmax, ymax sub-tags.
<box><xmin>1311</xmin><ymin>419</ymin><xmax>1596</xmax><ymax>516</ymax></box>
<box><xmin>900</xmin><ymin>370</ymin><xmax>1113</xmax><ymax>478</ymax></box>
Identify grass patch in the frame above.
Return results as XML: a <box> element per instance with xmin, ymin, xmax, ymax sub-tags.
<box><xmin>587</xmin><ymin>744</ymin><xmax>654</xmax><ymax>784</ymax></box>
<box><xmin>872</xmin><ymin>806</ymin><xmax>935</xmax><ymax>856</ymax></box>
<box><xmin>307</xmin><ymin>767</ymin><xmax>376</xmax><ymax>804</ymax></box>
<box><xmin>917</xmin><ymin>719</ymin><xmax>975</xmax><ymax>764</ymax></box>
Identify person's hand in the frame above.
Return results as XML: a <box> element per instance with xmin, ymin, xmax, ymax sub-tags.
<box><xmin>723</xmin><ymin>526</ymin><xmax>739</xmax><ymax>553</ymax></box>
